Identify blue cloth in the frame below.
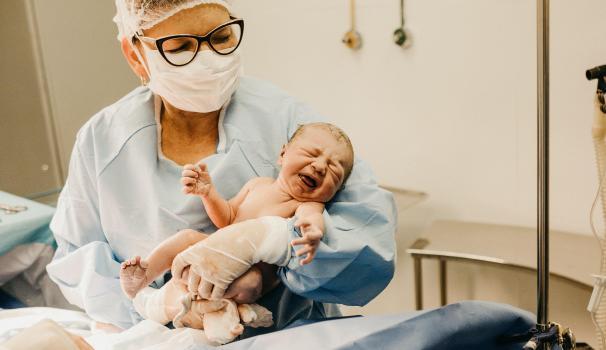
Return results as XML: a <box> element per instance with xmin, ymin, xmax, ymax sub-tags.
<box><xmin>46</xmin><ymin>77</ymin><xmax>397</xmax><ymax>330</ymax></box>
<box><xmin>219</xmin><ymin>301</ymin><xmax>535</xmax><ymax>350</ymax></box>
<box><xmin>0</xmin><ymin>191</ymin><xmax>55</xmax><ymax>256</ymax></box>
<box><xmin>0</xmin><ymin>290</ymin><xmax>26</xmax><ymax>309</ymax></box>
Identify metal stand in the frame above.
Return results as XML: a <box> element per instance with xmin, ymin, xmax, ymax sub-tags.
<box><xmin>526</xmin><ymin>0</ymin><xmax>576</xmax><ymax>348</ymax></box>
<box><xmin>536</xmin><ymin>0</ymin><xmax>550</xmax><ymax>342</ymax></box>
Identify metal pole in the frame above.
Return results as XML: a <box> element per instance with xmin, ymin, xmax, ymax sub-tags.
<box><xmin>413</xmin><ymin>256</ymin><xmax>423</xmax><ymax>310</ymax></box>
<box><xmin>439</xmin><ymin>259</ymin><xmax>447</xmax><ymax>306</ymax></box>
<box><xmin>536</xmin><ymin>0</ymin><xmax>550</xmax><ymax>337</ymax></box>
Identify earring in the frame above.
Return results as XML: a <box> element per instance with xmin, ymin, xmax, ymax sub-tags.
<box><xmin>140</xmin><ymin>75</ymin><xmax>148</xmax><ymax>86</ymax></box>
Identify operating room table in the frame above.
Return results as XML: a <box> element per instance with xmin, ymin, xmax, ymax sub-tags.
<box><xmin>0</xmin><ymin>301</ymin><xmax>535</xmax><ymax>350</ymax></box>
<box><xmin>0</xmin><ymin>190</ymin><xmax>58</xmax><ymax>308</ymax></box>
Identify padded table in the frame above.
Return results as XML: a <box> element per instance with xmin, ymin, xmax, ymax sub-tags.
<box><xmin>0</xmin><ymin>190</ymin><xmax>55</xmax><ymax>257</ymax></box>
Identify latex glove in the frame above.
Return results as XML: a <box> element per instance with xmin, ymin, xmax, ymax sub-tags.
<box><xmin>172</xmin><ymin>216</ymin><xmax>291</xmax><ymax>300</ymax></box>
<box><xmin>181</xmin><ymin>163</ymin><xmax>212</xmax><ymax>196</ymax></box>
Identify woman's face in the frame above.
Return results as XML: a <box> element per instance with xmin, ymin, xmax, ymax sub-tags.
<box><xmin>124</xmin><ymin>4</ymin><xmax>233</xmax><ymax>116</ymax></box>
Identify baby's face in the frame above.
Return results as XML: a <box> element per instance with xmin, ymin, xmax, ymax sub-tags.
<box><xmin>278</xmin><ymin>127</ymin><xmax>352</xmax><ymax>203</ymax></box>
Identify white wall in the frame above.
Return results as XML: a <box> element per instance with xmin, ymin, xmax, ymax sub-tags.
<box><xmin>233</xmin><ymin>0</ymin><xmax>606</xmax><ymax>236</ymax></box>
<box><xmin>0</xmin><ymin>0</ymin><xmax>62</xmax><ymax>196</ymax></box>
<box><xmin>31</xmin><ymin>0</ymin><xmax>606</xmax><ymax>235</ymax></box>
<box><xmin>25</xmin><ymin>0</ymin><xmax>605</xmax><ymax>344</ymax></box>
<box><xmin>30</xmin><ymin>0</ymin><xmax>139</xmax><ymax>175</ymax></box>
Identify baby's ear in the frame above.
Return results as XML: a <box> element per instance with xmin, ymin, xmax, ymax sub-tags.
<box><xmin>277</xmin><ymin>144</ymin><xmax>287</xmax><ymax>165</ymax></box>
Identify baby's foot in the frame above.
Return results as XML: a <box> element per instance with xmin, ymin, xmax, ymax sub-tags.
<box><xmin>120</xmin><ymin>256</ymin><xmax>150</xmax><ymax>299</ymax></box>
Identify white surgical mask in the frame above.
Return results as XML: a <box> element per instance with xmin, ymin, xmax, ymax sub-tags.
<box><xmin>139</xmin><ymin>45</ymin><xmax>243</xmax><ymax>113</ymax></box>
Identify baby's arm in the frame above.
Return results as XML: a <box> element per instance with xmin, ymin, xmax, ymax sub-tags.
<box><xmin>181</xmin><ymin>164</ymin><xmax>238</xmax><ymax>228</ymax></box>
<box><xmin>292</xmin><ymin>202</ymin><xmax>325</xmax><ymax>265</ymax></box>
<box><xmin>182</xmin><ymin>164</ymin><xmax>266</xmax><ymax>228</ymax></box>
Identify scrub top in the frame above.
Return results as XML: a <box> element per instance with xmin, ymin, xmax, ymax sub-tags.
<box><xmin>46</xmin><ymin>77</ymin><xmax>397</xmax><ymax>332</ymax></box>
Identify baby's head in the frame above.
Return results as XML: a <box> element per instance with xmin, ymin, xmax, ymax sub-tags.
<box><xmin>278</xmin><ymin>122</ymin><xmax>354</xmax><ymax>203</ymax></box>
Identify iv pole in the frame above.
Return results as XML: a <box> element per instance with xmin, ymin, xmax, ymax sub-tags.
<box><xmin>526</xmin><ymin>0</ymin><xmax>576</xmax><ymax>348</ymax></box>
<box><xmin>536</xmin><ymin>0</ymin><xmax>549</xmax><ymax>336</ymax></box>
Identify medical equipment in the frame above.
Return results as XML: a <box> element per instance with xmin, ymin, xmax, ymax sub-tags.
<box><xmin>393</xmin><ymin>0</ymin><xmax>408</xmax><ymax>47</ymax></box>
<box><xmin>508</xmin><ymin>0</ymin><xmax>578</xmax><ymax>348</ymax></box>
<box><xmin>342</xmin><ymin>0</ymin><xmax>362</xmax><ymax>50</ymax></box>
<box><xmin>136</xmin><ymin>40</ymin><xmax>243</xmax><ymax>113</ymax></box>
<box><xmin>585</xmin><ymin>63</ymin><xmax>606</xmax><ymax>350</ymax></box>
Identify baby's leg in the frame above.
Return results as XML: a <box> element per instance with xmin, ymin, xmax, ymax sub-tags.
<box><xmin>203</xmin><ymin>299</ymin><xmax>244</xmax><ymax>345</ymax></box>
<box><xmin>132</xmin><ymin>279</ymin><xmax>186</xmax><ymax>325</ymax></box>
<box><xmin>145</xmin><ymin>229</ymin><xmax>208</xmax><ymax>279</ymax></box>
<box><xmin>120</xmin><ymin>229</ymin><xmax>206</xmax><ymax>298</ymax></box>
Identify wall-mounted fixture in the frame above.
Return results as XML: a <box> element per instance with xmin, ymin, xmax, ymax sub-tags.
<box><xmin>342</xmin><ymin>0</ymin><xmax>362</xmax><ymax>50</ymax></box>
<box><xmin>393</xmin><ymin>0</ymin><xmax>408</xmax><ymax>47</ymax></box>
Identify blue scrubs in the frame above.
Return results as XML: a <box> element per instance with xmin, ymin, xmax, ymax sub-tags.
<box><xmin>46</xmin><ymin>77</ymin><xmax>397</xmax><ymax>331</ymax></box>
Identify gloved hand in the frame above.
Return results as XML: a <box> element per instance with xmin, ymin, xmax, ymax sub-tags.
<box><xmin>172</xmin><ymin>216</ymin><xmax>291</xmax><ymax>300</ymax></box>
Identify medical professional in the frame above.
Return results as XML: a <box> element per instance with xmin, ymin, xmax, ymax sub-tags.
<box><xmin>46</xmin><ymin>0</ymin><xmax>397</xmax><ymax>335</ymax></box>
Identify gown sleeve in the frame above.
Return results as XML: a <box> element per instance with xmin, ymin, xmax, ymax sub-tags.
<box><xmin>46</xmin><ymin>140</ymin><xmax>142</xmax><ymax>329</ymax></box>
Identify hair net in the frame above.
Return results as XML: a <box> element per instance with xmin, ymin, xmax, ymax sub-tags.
<box><xmin>114</xmin><ymin>0</ymin><xmax>233</xmax><ymax>41</ymax></box>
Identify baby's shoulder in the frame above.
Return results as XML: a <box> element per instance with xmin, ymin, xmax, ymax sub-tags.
<box><xmin>246</xmin><ymin>177</ymin><xmax>275</xmax><ymax>190</ymax></box>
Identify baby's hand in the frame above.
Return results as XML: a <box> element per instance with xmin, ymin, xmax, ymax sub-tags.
<box><xmin>292</xmin><ymin>217</ymin><xmax>324</xmax><ymax>265</ymax></box>
<box><xmin>181</xmin><ymin>163</ymin><xmax>212</xmax><ymax>196</ymax></box>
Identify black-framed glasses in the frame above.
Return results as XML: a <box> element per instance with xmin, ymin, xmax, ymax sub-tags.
<box><xmin>136</xmin><ymin>17</ymin><xmax>244</xmax><ymax>67</ymax></box>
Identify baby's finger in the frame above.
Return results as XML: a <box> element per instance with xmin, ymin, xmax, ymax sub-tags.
<box><xmin>194</xmin><ymin>164</ymin><xmax>205</xmax><ymax>175</ymax></box>
<box><xmin>304</xmin><ymin>230</ymin><xmax>323</xmax><ymax>241</ymax></box>
<box><xmin>291</xmin><ymin>237</ymin><xmax>310</xmax><ymax>246</ymax></box>
<box><xmin>198</xmin><ymin>163</ymin><xmax>208</xmax><ymax>172</ymax></box>
<box><xmin>295</xmin><ymin>245</ymin><xmax>313</xmax><ymax>257</ymax></box>
<box><xmin>182</xmin><ymin>185</ymin><xmax>194</xmax><ymax>194</ymax></box>
<box><xmin>183</xmin><ymin>164</ymin><xmax>196</xmax><ymax>171</ymax></box>
<box><xmin>181</xmin><ymin>169</ymin><xmax>198</xmax><ymax>178</ymax></box>
<box><xmin>300</xmin><ymin>250</ymin><xmax>316</xmax><ymax>265</ymax></box>
<box><xmin>181</xmin><ymin>177</ymin><xmax>197</xmax><ymax>186</ymax></box>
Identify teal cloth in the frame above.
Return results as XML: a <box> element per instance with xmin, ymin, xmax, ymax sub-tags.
<box><xmin>0</xmin><ymin>191</ymin><xmax>56</xmax><ymax>256</ymax></box>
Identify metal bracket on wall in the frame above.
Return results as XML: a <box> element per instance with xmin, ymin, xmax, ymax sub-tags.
<box><xmin>342</xmin><ymin>0</ymin><xmax>362</xmax><ymax>50</ymax></box>
<box><xmin>393</xmin><ymin>0</ymin><xmax>409</xmax><ymax>47</ymax></box>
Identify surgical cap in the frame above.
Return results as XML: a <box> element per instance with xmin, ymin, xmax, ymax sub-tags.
<box><xmin>113</xmin><ymin>0</ymin><xmax>233</xmax><ymax>41</ymax></box>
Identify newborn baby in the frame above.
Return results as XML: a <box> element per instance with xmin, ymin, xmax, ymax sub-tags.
<box><xmin>119</xmin><ymin>122</ymin><xmax>354</xmax><ymax>344</ymax></box>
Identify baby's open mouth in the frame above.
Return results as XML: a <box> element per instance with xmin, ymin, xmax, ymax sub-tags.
<box><xmin>299</xmin><ymin>174</ymin><xmax>317</xmax><ymax>189</ymax></box>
